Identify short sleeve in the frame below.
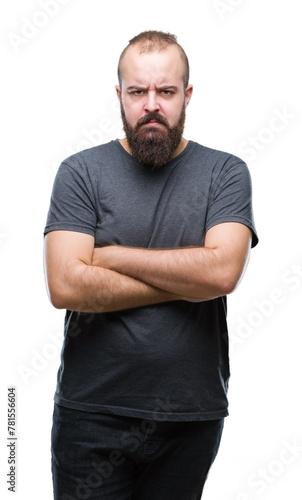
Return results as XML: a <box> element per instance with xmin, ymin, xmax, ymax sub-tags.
<box><xmin>44</xmin><ymin>160</ymin><xmax>97</xmax><ymax>237</ymax></box>
<box><xmin>206</xmin><ymin>160</ymin><xmax>258</xmax><ymax>247</ymax></box>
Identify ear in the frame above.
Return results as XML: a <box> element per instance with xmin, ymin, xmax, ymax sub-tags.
<box><xmin>185</xmin><ymin>84</ymin><xmax>193</xmax><ymax>107</ymax></box>
<box><xmin>115</xmin><ymin>85</ymin><xmax>121</xmax><ymax>101</ymax></box>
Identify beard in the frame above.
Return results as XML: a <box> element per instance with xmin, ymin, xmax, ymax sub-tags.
<box><xmin>120</xmin><ymin>102</ymin><xmax>186</xmax><ymax>169</ymax></box>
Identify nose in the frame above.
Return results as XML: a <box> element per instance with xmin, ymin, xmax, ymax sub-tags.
<box><xmin>144</xmin><ymin>90</ymin><xmax>160</xmax><ymax>113</ymax></box>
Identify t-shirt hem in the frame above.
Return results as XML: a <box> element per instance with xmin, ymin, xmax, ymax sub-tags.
<box><xmin>44</xmin><ymin>223</ymin><xmax>95</xmax><ymax>237</ymax></box>
<box><xmin>54</xmin><ymin>395</ymin><xmax>228</xmax><ymax>421</ymax></box>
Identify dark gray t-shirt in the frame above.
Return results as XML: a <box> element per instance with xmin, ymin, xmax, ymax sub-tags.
<box><xmin>44</xmin><ymin>139</ymin><xmax>258</xmax><ymax>421</ymax></box>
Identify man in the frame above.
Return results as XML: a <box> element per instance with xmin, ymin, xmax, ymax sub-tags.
<box><xmin>44</xmin><ymin>31</ymin><xmax>258</xmax><ymax>499</ymax></box>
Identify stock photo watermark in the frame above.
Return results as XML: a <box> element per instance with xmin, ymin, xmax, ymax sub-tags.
<box><xmin>6</xmin><ymin>387</ymin><xmax>18</xmax><ymax>493</ymax></box>
<box><xmin>229</xmin><ymin>263</ymin><xmax>302</xmax><ymax>351</ymax></box>
<box><xmin>7</xmin><ymin>0</ymin><xmax>71</xmax><ymax>54</ymax></box>
<box><xmin>19</xmin><ymin>263</ymin><xmax>302</xmax><ymax>382</ymax></box>
<box><xmin>50</xmin><ymin>117</ymin><xmax>117</xmax><ymax>174</ymax></box>
<box><xmin>247</xmin><ymin>438</ymin><xmax>302</xmax><ymax>495</ymax></box>
<box><xmin>18</xmin><ymin>308</ymin><xmax>102</xmax><ymax>386</ymax></box>
<box><xmin>60</xmin><ymin>398</ymin><xmax>180</xmax><ymax>500</ymax></box>
<box><xmin>17</xmin><ymin>330</ymin><xmax>63</xmax><ymax>385</ymax></box>
<box><xmin>212</xmin><ymin>0</ymin><xmax>247</xmax><ymax>20</ymax></box>
<box><xmin>237</xmin><ymin>106</ymin><xmax>296</xmax><ymax>163</ymax></box>
<box><xmin>230</xmin><ymin>438</ymin><xmax>302</xmax><ymax>499</ymax></box>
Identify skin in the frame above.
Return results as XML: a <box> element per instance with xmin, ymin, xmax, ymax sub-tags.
<box><xmin>116</xmin><ymin>44</ymin><xmax>193</xmax><ymax>157</ymax></box>
<box><xmin>44</xmin><ymin>44</ymin><xmax>252</xmax><ymax>313</ymax></box>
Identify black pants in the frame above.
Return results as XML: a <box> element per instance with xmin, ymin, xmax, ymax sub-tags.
<box><xmin>51</xmin><ymin>403</ymin><xmax>224</xmax><ymax>500</ymax></box>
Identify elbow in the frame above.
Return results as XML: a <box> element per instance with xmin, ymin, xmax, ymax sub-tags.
<box><xmin>46</xmin><ymin>278</ymin><xmax>105</xmax><ymax>313</ymax></box>
<box><xmin>218</xmin><ymin>270</ymin><xmax>242</xmax><ymax>296</ymax></box>
<box><xmin>50</xmin><ymin>296</ymin><xmax>66</xmax><ymax>310</ymax></box>
<box><xmin>47</xmin><ymin>285</ymin><xmax>68</xmax><ymax>310</ymax></box>
<box><xmin>192</xmin><ymin>277</ymin><xmax>237</xmax><ymax>300</ymax></box>
<box><xmin>45</xmin><ymin>275</ymin><xmax>71</xmax><ymax>309</ymax></box>
<box><xmin>219</xmin><ymin>279</ymin><xmax>237</xmax><ymax>296</ymax></box>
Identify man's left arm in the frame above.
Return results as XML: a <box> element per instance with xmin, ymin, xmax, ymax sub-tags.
<box><xmin>92</xmin><ymin>222</ymin><xmax>252</xmax><ymax>300</ymax></box>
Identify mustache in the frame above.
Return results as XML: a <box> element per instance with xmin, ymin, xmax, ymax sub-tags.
<box><xmin>136</xmin><ymin>113</ymin><xmax>169</xmax><ymax>128</ymax></box>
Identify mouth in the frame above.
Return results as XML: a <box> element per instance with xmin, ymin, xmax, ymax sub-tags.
<box><xmin>142</xmin><ymin>120</ymin><xmax>165</xmax><ymax>128</ymax></box>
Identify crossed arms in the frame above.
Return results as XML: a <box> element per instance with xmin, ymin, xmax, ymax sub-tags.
<box><xmin>44</xmin><ymin>222</ymin><xmax>252</xmax><ymax>313</ymax></box>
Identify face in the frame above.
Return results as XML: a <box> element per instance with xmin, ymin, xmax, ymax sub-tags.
<box><xmin>116</xmin><ymin>45</ymin><xmax>193</xmax><ymax>168</ymax></box>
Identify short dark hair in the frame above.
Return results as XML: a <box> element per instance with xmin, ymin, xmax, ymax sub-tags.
<box><xmin>118</xmin><ymin>30</ymin><xmax>190</xmax><ymax>89</ymax></box>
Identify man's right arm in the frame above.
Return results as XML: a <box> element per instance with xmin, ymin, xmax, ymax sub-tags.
<box><xmin>44</xmin><ymin>230</ymin><xmax>182</xmax><ymax>313</ymax></box>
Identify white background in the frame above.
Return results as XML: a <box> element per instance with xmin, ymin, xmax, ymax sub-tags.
<box><xmin>1</xmin><ymin>0</ymin><xmax>301</xmax><ymax>499</ymax></box>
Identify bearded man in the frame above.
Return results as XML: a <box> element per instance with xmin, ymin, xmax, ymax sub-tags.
<box><xmin>44</xmin><ymin>30</ymin><xmax>258</xmax><ymax>500</ymax></box>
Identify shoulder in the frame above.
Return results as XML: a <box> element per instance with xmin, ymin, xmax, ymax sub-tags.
<box><xmin>188</xmin><ymin>141</ymin><xmax>251</xmax><ymax>184</ymax></box>
<box><xmin>60</xmin><ymin>140</ymin><xmax>119</xmax><ymax>171</ymax></box>
<box><xmin>189</xmin><ymin>141</ymin><xmax>246</xmax><ymax>167</ymax></box>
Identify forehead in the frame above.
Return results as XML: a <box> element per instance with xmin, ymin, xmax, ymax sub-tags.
<box><xmin>120</xmin><ymin>45</ymin><xmax>184</xmax><ymax>87</ymax></box>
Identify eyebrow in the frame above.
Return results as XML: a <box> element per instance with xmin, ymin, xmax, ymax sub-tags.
<box><xmin>126</xmin><ymin>85</ymin><xmax>179</xmax><ymax>92</ymax></box>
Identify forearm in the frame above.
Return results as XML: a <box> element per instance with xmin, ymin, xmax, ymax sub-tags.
<box><xmin>45</xmin><ymin>223</ymin><xmax>251</xmax><ymax>311</ymax></box>
<box><xmin>92</xmin><ymin>246</ymin><xmax>227</xmax><ymax>300</ymax></box>
<box><xmin>49</xmin><ymin>261</ymin><xmax>180</xmax><ymax>313</ymax></box>
<box><xmin>92</xmin><ymin>223</ymin><xmax>253</xmax><ymax>299</ymax></box>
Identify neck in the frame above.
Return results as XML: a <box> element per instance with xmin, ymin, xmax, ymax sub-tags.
<box><xmin>172</xmin><ymin>137</ymin><xmax>188</xmax><ymax>158</ymax></box>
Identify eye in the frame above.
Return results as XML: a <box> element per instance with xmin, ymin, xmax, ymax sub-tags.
<box><xmin>131</xmin><ymin>90</ymin><xmax>145</xmax><ymax>96</ymax></box>
<box><xmin>160</xmin><ymin>90</ymin><xmax>175</xmax><ymax>96</ymax></box>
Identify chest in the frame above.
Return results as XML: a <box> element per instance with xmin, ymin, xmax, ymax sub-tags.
<box><xmin>93</xmin><ymin>162</ymin><xmax>211</xmax><ymax>249</ymax></box>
